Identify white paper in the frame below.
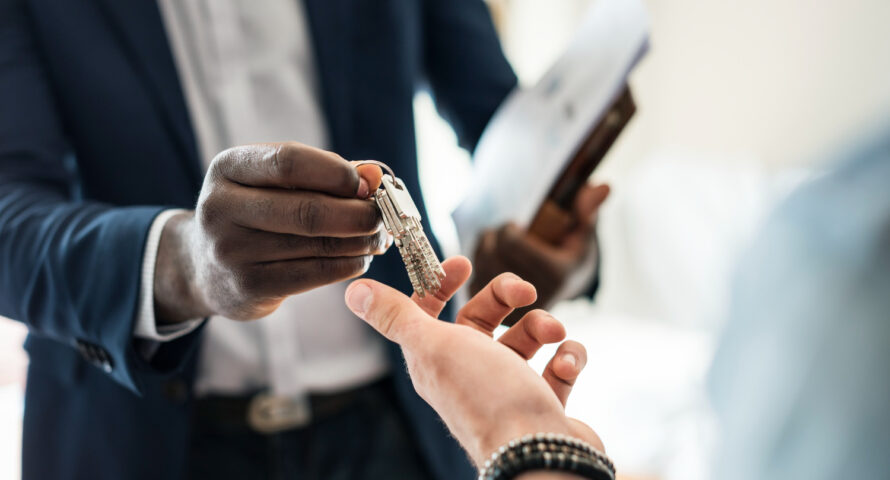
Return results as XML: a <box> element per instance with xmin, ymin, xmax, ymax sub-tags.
<box><xmin>453</xmin><ymin>0</ymin><xmax>650</xmax><ymax>254</ymax></box>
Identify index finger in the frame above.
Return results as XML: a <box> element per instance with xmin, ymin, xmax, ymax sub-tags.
<box><xmin>456</xmin><ymin>273</ymin><xmax>537</xmax><ymax>336</ymax></box>
<box><xmin>213</xmin><ymin>142</ymin><xmax>362</xmax><ymax>197</ymax></box>
<box><xmin>411</xmin><ymin>256</ymin><xmax>472</xmax><ymax>317</ymax></box>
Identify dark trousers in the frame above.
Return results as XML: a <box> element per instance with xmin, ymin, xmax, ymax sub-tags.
<box><xmin>186</xmin><ymin>379</ymin><xmax>431</xmax><ymax>480</ymax></box>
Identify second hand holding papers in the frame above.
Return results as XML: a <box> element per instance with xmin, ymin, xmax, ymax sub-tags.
<box><xmin>453</xmin><ymin>0</ymin><xmax>650</xmax><ymax>256</ymax></box>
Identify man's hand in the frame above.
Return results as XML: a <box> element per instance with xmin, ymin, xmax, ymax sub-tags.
<box><xmin>472</xmin><ymin>183</ymin><xmax>610</xmax><ymax>324</ymax></box>
<box><xmin>345</xmin><ymin>256</ymin><xmax>603</xmax><ymax>467</ymax></box>
<box><xmin>154</xmin><ymin>142</ymin><xmax>388</xmax><ymax>324</ymax></box>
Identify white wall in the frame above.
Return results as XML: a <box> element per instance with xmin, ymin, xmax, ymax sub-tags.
<box><xmin>496</xmin><ymin>0</ymin><xmax>890</xmax><ymax>171</ymax></box>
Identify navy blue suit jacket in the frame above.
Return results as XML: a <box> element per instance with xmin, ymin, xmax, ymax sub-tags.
<box><xmin>0</xmin><ymin>0</ymin><xmax>517</xmax><ymax>478</ymax></box>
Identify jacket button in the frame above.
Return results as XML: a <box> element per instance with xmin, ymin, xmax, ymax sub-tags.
<box><xmin>74</xmin><ymin>339</ymin><xmax>92</xmax><ymax>360</ymax></box>
<box><xmin>74</xmin><ymin>339</ymin><xmax>114</xmax><ymax>373</ymax></box>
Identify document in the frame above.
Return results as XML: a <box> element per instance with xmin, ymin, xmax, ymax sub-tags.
<box><xmin>452</xmin><ymin>0</ymin><xmax>650</xmax><ymax>254</ymax></box>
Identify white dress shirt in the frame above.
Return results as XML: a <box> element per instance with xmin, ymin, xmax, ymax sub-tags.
<box><xmin>136</xmin><ymin>0</ymin><xmax>388</xmax><ymax>398</ymax></box>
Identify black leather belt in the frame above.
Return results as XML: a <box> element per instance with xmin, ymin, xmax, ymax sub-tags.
<box><xmin>193</xmin><ymin>378</ymin><xmax>391</xmax><ymax>434</ymax></box>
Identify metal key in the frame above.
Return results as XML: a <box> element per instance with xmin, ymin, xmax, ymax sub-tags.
<box><xmin>357</xmin><ymin>161</ymin><xmax>445</xmax><ymax>297</ymax></box>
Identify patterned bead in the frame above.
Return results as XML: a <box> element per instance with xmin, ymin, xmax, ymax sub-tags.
<box><xmin>477</xmin><ymin>432</ymin><xmax>615</xmax><ymax>480</ymax></box>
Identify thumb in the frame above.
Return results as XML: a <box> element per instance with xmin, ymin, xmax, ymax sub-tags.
<box><xmin>351</xmin><ymin>161</ymin><xmax>383</xmax><ymax>198</ymax></box>
<box><xmin>574</xmin><ymin>183</ymin><xmax>610</xmax><ymax>223</ymax></box>
<box><xmin>345</xmin><ymin>279</ymin><xmax>429</xmax><ymax>347</ymax></box>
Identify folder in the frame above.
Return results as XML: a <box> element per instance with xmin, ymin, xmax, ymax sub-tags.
<box><xmin>453</xmin><ymin>0</ymin><xmax>649</xmax><ymax>253</ymax></box>
<box><xmin>529</xmin><ymin>86</ymin><xmax>636</xmax><ymax>244</ymax></box>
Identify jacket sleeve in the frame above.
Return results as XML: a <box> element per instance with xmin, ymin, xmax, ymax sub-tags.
<box><xmin>421</xmin><ymin>0</ymin><xmax>518</xmax><ymax>152</ymax></box>
<box><xmin>0</xmin><ymin>0</ymin><xmax>199</xmax><ymax>395</ymax></box>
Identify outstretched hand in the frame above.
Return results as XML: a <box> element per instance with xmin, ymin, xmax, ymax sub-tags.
<box><xmin>344</xmin><ymin>256</ymin><xmax>602</xmax><ymax>467</ymax></box>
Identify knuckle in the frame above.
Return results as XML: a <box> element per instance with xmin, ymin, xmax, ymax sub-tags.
<box><xmin>236</xmin><ymin>270</ymin><xmax>265</xmax><ymax>297</ymax></box>
<box><xmin>552</xmin><ymin>373</ymin><xmax>575</xmax><ymax>388</ymax></box>
<box><xmin>356</xmin><ymin>204</ymin><xmax>382</xmax><ymax>233</ymax></box>
<box><xmin>495</xmin><ymin>225</ymin><xmax>521</xmax><ymax>249</ymax></box>
<box><xmin>490</xmin><ymin>278</ymin><xmax>516</xmax><ymax>307</ymax></box>
<box><xmin>208</xmin><ymin>147</ymin><xmax>233</xmax><ymax>175</ymax></box>
<box><xmin>376</xmin><ymin>302</ymin><xmax>403</xmax><ymax>339</ymax></box>
<box><xmin>248</xmin><ymin>195</ymin><xmax>275</xmax><ymax>222</ymax></box>
<box><xmin>210</xmin><ymin>146</ymin><xmax>248</xmax><ymax>183</ymax></box>
<box><xmin>316</xmin><ymin>236</ymin><xmax>340</xmax><ymax>257</ymax></box>
<box><xmin>349</xmin><ymin>256</ymin><xmax>371</xmax><ymax>277</ymax></box>
<box><xmin>366</xmin><ymin>233</ymin><xmax>385</xmax><ymax>254</ymax></box>
<box><xmin>348</xmin><ymin>234</ymin><xmax>379</xmax><ymax>256</ymax></box>
<box><xmin>295</xmin><ymin>198</ymin><xmax>328</xmax><ymax>235</ymax></box>
<box><xmin>269</xmin><ymin>143</ymin><xmax>297</xmax><ymax>180</ymax></box>
<box><xmin>197</xmin><ymin>195</ymin><xmax>224</xmax><ymax>228</ymax></box>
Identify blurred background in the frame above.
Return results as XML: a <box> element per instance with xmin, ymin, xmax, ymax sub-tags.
<box><xmin>2</xmin><ymin>0</ymin><xmax>889</xmax><ymax>478</ymax></box>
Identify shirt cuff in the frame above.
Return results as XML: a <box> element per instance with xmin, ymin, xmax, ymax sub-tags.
<box><xmin>135</xmin><ymin>209</ymin><xmax>204</xmax><ymax>342</ymax></box>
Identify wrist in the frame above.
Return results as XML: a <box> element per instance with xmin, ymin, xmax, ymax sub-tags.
<box><xmin>473</xmin><ymin>415</ymin><xmax>573</xmax><ymax>467</ymax></box>
<box><xmin>154</xmin><ymin>211</ymin><xmax>212</xmax><ymax>324</ymax></box>
<box><xmin>478</xmin><ymin>433</ymin><xmax>614</xmax><ymax>480</ymax></box>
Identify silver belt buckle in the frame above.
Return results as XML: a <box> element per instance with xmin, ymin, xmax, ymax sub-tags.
<box><xmin>247</xmin><ymin>392</ymin><xmax>312</xmax><ymax>434</ymax></box>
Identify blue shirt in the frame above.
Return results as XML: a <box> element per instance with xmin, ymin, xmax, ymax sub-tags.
<box><xmin>709</xmin><ymin>123</ymin><xmax>890</xmax><ymax>479</ymax></box>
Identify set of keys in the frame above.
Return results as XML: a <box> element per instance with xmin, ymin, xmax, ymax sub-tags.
<box><xmin>356</xmin><ymin>161</ymin><xmax>445</xmax><ymax>297</ymax></box>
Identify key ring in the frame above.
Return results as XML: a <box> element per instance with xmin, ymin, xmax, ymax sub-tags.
<box><xmin>353</xmin><ymin>160</ymin><xmax>396</xmax><ymax>180</ymax></box>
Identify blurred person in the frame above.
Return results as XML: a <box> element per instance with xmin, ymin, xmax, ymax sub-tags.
<box><xmin>0</xmin><ymin>0</ymin><xmax>606</xmax><ymax>479</ymax></box>
<box><xmin>346</xmin><ymin>126</ymin><xmax>890</xmax><ymax>479</ymax></box>
<box><xmin>706</xmin><ymin>125</ymin><xmax>890</xmax><ymax>480</ymax></box>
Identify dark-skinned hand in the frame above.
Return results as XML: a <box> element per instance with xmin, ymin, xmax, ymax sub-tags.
<box><xmin>471</xmin><ymin>183</ymin><xmax>610</xmax><ymax>325</ymax></box>
<box><xmin>153</xmin><ymin>142</ymin><xmax>387</xmax><ymax>324</ymax></box>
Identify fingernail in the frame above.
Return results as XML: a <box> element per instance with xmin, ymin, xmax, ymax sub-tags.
<box><xmin>357</xmin><ymin>177</ymin><xmax>370</xmax><ymax>198</ymax></box>
<box><xmin>562</xmin><ymin>353</ymin><xmax>577</xmax><ymax>368</ymax></box>
<box><xmin>346</xmin><ymin>283</ymin><xmax>373</xmax><ymax>315</ymax></box>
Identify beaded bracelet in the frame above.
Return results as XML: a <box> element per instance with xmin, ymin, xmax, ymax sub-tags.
<box><xmin>477</xmin><ymin>433</ymin><xmax>615</xmax><ymax>480</ymax></box>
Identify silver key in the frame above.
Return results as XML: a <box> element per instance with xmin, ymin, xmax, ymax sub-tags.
<box><xmin>357</xmin><ymin>161</ymin><xmax>445</xmax><ymax>297</ymax></box>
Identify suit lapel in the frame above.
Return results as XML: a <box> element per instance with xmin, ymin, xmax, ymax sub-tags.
<box><xmin>303</xmin><ymin>0</ymin><xmax>355</xmax><ymax>155</ymax></box>
<box><xmin>95</xmin><ymin>0</ymin><xmax>203</xmax><ymax>188</ymax></box>
<box><xmin>95</xmin><ymin>0</ymin><xmax>352</xmax><ymax>182</ymax></box>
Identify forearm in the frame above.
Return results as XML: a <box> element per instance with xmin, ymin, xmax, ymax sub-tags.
<box><xmin>0</xmin><ymin>188</ymin><xmax>157</xmax><ymax>333</ymax></box>
<box><xmin>0</xmin><ymin>185</ymin><xmax>170</xmax><ymax>392</ymax></box>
